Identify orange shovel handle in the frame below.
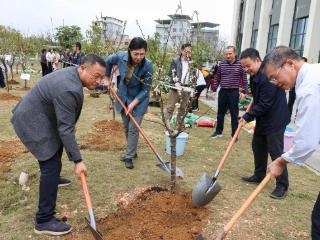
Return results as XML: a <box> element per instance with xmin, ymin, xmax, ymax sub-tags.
<box><xmin>108</xmin><ymin>86</ymin><xmax>160</xmax><ymax>158</ymax></box>
<box><xmin>215</xmin><ymin>99</ymin><xmax>253</xmax><ymax>174</ymax></box>
<box><xmin>80</xmin><ymin>172</ymin><xmax>93</xmax><ymax>210</ymax></box>
<box><xmin>215</xmin><ymin>173</ymin><xmax>271</xmax><ymax>240</ymax></box>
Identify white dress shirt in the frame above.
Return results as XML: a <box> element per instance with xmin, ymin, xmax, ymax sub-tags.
<box><xmin>282</xmin><ymin>63</ymin><xmax>320</xmax><ymax>164</ymax></box>
<box><xmin>181</xmin><ymin>59</ymin><xmax>189</xmax><ymax>84</ymax></box>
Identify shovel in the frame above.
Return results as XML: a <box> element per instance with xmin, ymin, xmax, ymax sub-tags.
<box><xmin>214</xmin><ymin>173</ymin><xmax>272</xmax><ymax>240</ymax></box>
<box><xmin>80</xmin><ymin>172</ymin><xmax>104</xmax><ymax>240</ymax></box>
<box><xmin>192</xmin><ymin>100</ymin><xmax>253</xmax><ymax>207</ymax></box>
<box><xmin>109</xmin><ymin>86</ymin><xmax>183</xmax><ymax>177</ymax></box>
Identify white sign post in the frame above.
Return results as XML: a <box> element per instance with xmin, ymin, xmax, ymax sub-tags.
<box><xmin>20</xmin><ymin>73</ymin><xmax>30</xmax><ymax>88</ymax></box>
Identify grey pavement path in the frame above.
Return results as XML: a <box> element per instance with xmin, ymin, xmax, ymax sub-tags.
<box><xmin>200</xmin><ymin>90</ymin><xmax>320</xmax><ymax>176</ymax></box>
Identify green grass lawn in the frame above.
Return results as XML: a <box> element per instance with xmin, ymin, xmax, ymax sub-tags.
<box><xmin>0</xmin><ymin>70</ymin><xmax>318</xmax><ymax>239</ymax></box>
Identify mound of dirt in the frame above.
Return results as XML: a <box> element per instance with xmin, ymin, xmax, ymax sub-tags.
<box><xmin>80</xmin><ymin>120</ymin><xmax>126</xmax><ymax>151</ymax></box>
<box><xmin>0</xmin><ymin>93</ymin><xmax>21</xmax><ymax>101</ymax></box>
<box><xmin>67</xmin><ymin>187</ymin><xmax>209</xmax><ymax>240</ymax></box>
<box><xmin>0</xmin><ymin>138</ymin><xmax>28</xmax><ymax>173</ymax></box>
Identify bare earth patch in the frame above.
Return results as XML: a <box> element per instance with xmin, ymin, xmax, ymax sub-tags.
<box><xmin>66</xmin><ymin>186</ymin><xmax>209</xmax><ymax>240</ymax></box>
<box><xmin>0</xmin><ymin>93</ymin><xmax>21</xmax><ymax>101</ymax></box>
<box><xmin>0</xmin><ymin>138</ymin><xmax>28</xmax><ymax>172</ymax></box>
<box><xmin>80</xmin><ymin>120</ymin><xmax>126</xmax><ymax>151</ymax></box>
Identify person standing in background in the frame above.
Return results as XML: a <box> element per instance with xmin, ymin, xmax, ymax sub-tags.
<box><xmin>71</xmin><ymin>42</ymin><xmax>84</xmax><ymax>66</ymax></box>
<box><xmin>211</xmin><ymin>46</ymin><xmax>248</xmax><ymax>139</ymax></box>
<box><xmin>46</xmin><ymin>48</ymin><xmax>53</xmax><ymax>74</ymax></box>
<box><xmin>40</xmin><ymin>49</ymin><xmax>48</xmax><ymax>76</ymax></box>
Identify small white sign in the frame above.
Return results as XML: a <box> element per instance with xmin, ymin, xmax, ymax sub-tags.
<box><xmin>20</xmin><ymin>73</ymin><xmax>30</xmax><ymax>80</ymax></box>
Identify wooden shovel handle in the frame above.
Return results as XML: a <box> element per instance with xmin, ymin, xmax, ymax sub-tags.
<box><xmin>80</xmin><ymin>171</ymin><xmax>93</xmax><ymax>210</ymax></box>
<box><xmin>108</xmin><ymin>86</ymin><xmax>160</xmax><ymax>158</ymax></box>
<box><xmin>214</xmin><ymin>173</ymin><xmax>272</xmax><ymax>240</ymax></box>
<box><xmin>215</xmin><ymin>99</ymin><xmax>253</xmax><ymax>174</ymax></box>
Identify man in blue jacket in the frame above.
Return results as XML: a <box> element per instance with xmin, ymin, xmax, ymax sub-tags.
<box><xmin>105</xmin><ymin>37</ymin><xmax>153</xmax><ymax>169</ymax></box>
<box><xmin>239</xmin><ymin>48</ymin><xmax>290</xmax><ymax>199</ymax></box>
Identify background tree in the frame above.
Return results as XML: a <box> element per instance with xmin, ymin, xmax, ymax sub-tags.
<box><xmin>83</xmin><ymin>22</ymin><xmax>109</xmax><ymax>56</ymax></box>
<box><xmin>55</xmin><ymin>25</ymin><xmax>83</xmax><ymax>48</ymax></box>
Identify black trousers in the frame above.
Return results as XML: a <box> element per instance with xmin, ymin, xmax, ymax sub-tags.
<box><xmin>288</xmin><ymin>87</ymin><xmax>296</xmax><ymax>119</ymax></box>
<box><xmin>192</xmin><ymin>85</ymin><xmax>206</xmax><ymax>109</ymax></box>
<box><xmin>35</xmin><ymin>147</ymin><xmax>63</xmax><ymax>223</ymax></box>
<box><xmin>215</xmin><ymin>88</ymin><xmax>239</xmax><ymax>136</ymax></box>
<box><xmin>40</xmin><ymin>62</ymin><xmax>48</xmax><ymax>76</ymax></box>
<box><xmin>252</xmin><ymin>129</ymin><xmax>289</xmax><ymax>189</ymax></box>
<box><xmin>312</xmin><ymin>192</ymin><xmax>320</xmax><ymax>239</ymax></box>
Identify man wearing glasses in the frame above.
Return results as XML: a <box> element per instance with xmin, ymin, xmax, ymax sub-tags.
<box><xmin>239</xmin><ymin>48</ymin><xmax>290</xmax><ymax>199</ymax></box>
<box><xmin>11</xmin><ymin>54</ymin><xmax>106</xmax><ymax>236</ymax></box>
<box><xmin>263</xmin><ymin>46</ymin><xmax>320</xmax><ymax>239</ymax></box>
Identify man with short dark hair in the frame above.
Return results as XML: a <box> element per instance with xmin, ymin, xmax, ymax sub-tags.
<box><xmin>11</xmin><ymin>54</ymin><xmax>106</xmax><ymax>236</ymax></box>
<box><xmin>211</xmin><ymin>46</ymin><xmax>248</xmax><ymax>139</ymax></box>
<box><xmin>263</xmin><ymin>46</ymin><xmax>320</xmax><ymax>239</ymax></box>
<box><xmin>239</xmin><ymin>48</ymin><xmax>290</xmax><ymax>199</ymax></box>
<box><xmin>165</xmin><ymin>43</ymin><xmax>201</xmax><ymax>129</ymax></box>
<box><xmin>71</xmin><ymin>42</ymin><xmax>84</xmax><ymax>66</ymax></box>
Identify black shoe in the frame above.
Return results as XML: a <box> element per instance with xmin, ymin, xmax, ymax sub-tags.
<box><xmin>58</xmin><ymin>177</ymin><xmax>71</xmax><ymax>187</ymax></box>
<box><xmin>124</xmin><ymin>159</ymin><xmax>134</xmax><ymax>169</ymax></box>
<box><xmin>34</xmin><ymin>217</ymin><xmax>72</xmax><ymax>236</ymax></box>
<box><xmin>241</xmin><ymin>175</ymin><xmax>263</xmax><ymax>184</ymax></box>
<box><xmin>210</xmin><ymin>132</ymin><xmax>223</xmax><ymax>139</ymax></box>
<box><xmin>120</xmin><ymin>153</ymin><xmax>137</xmax><ymax>162</ymax></box>
<box><xmin>270</xmin><ymin>186</ymin><xmax>288</xmax><ymax>199</ymax></box>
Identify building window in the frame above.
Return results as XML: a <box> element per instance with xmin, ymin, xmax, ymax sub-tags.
<box><xmin>290</xmin><ymin>17</ymin><xmax>308</xmax><ymax>56</ymax></box>
<box><xmin>267</xmin><ymin>24</ymin><xmax>279</xmax><ymax>52</ymax></box>
<box><xmin>250</xmin><ymin>29</ymin><xmax>258</xmax><ymax>48</ymax></box>
<box><xmin>173</xmin><ymin>28</ymin><xmax>177</xmax><ymax>32</ymax></box>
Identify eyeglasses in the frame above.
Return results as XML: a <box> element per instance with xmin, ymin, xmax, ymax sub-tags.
<box><xmin>269</xmin><ymin>63</ymin><xmax>286</xmax><ymax>84</ymax></box>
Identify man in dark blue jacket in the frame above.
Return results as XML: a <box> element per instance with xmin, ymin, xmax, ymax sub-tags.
<box><xmin>239</xmin><ymin>48</ymin><xmax>290</xmax><ymax>199</ymax></box>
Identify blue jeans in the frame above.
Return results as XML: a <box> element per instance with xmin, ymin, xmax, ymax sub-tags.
<box><xmin>35</xmin><ymin>147</ymin><xmax>63</xmax><ymax>223</ymax></box>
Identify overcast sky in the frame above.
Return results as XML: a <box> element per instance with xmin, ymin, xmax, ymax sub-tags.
<box><xmin>1</xmin><ymin>0</ymin><xmax>234</xmax><ymax>42</ymax></box>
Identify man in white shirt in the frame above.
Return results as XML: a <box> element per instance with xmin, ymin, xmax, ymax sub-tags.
<box><xmin>165</xmin><ymin>43</ymin><xmax>202</xmax><ymax>129</ymax></box>
<box><xmin>262</xmin><ymin>46</ymin><xmax>320</xmax><ymax>240</ymax></box>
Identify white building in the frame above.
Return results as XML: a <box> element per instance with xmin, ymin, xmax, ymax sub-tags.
<box><xmin>155</xmin><ymin>14</ymin><xmax>219</xmax><ymax>48</ymax></box>
<box><xmin>94</xmin><ymin>15</ymin><xmax>124</xmax><ymax>42</ymax></box>
<box><xmin>231</xmin><ymin>0</ymin><xmax>320</xmax><ymax>63</ymax></box>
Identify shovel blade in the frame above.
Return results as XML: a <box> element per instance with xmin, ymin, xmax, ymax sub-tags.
<box><xmin>85</xmin><ymin>218</ymin><xmax>104</xmax><ymax>240</ymax></box>
<box><xmin>156</xmin><ymin>162</ymin><xmax>184</xmax><ymax>177</ymax></box>
<box><xmin>192</xmin><ymin>173</ymin><xmax>222</xmax><ymax>207</ymax></box>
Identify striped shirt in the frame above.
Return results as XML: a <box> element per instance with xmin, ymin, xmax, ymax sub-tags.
<box><xmin>214</xmin><ymin>59</ymin><xmax>248</xmax><ymax>93</ymax></box>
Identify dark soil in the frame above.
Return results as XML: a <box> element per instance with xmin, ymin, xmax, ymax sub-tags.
<box><xmin>66</xmin><ymin>187</ymin><xmax>209</xmax><ymax>240</ymax></box>
<box><xmin>80</xmin><ymin>120</ymin><xmax>126</xmax><ymax>151</ymax></box>
<box><xmin>0</xmin><ymin>93</ymin><xmax>21</xmax><ymax>101</ymax></box>
<box><xmin>0</xmin><ymin>138</ymin><xmax>28</xmax><ymax>172</ymax></box>
<box><xmin>8</xmin><ymin>80</ymin><xmax>20</xmax><ymax>84</ymax></box>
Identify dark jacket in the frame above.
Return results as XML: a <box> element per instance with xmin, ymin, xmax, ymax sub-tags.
<box><xmin>169</xmin><ymin>57</ymin><xmax>183</xmax><ymax>84</ymax></box>
<box><xmin>0</xmin><ymin>67</ymin><xmax>5</xmax><ymax>88</ymax></box>
<box><xmin>11</xmin><ymin>67</ymin><xmax>83</xmax><ymax>162</ymax></box>
<box><xmin>71</xmin><ymin>51</ymin><xmax>85</xmax><ymax>65</ymax></box>
<box><xmin>242</xmin><ymin>70</ymin><xmax>290</xmax><ymax>135</ymax></box>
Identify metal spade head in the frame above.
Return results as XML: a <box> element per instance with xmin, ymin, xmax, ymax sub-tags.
<box><xmin>156</xmin><ymin>162</ymin><xmax>184</xmax><ymax>177</ymax></box>
<box><xmin>192</xmin><ymin>172</ymin><xmax>222</xmax><ymax>207</ymax></box>
<box><xmin>85</xmin><ymin>218</ymin><xmax>104</xmax><ymax>240</ymax></box>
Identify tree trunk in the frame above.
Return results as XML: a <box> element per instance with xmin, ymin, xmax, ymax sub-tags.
<box><xmin>170</xmin><ymin>133</ymin><xmax>177</xmax><ymax>193</ymax></box>
<box><xmin>10</xmin><ymin>56</ymin><xmax>16</xmax><ymax>81</ymax></box>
